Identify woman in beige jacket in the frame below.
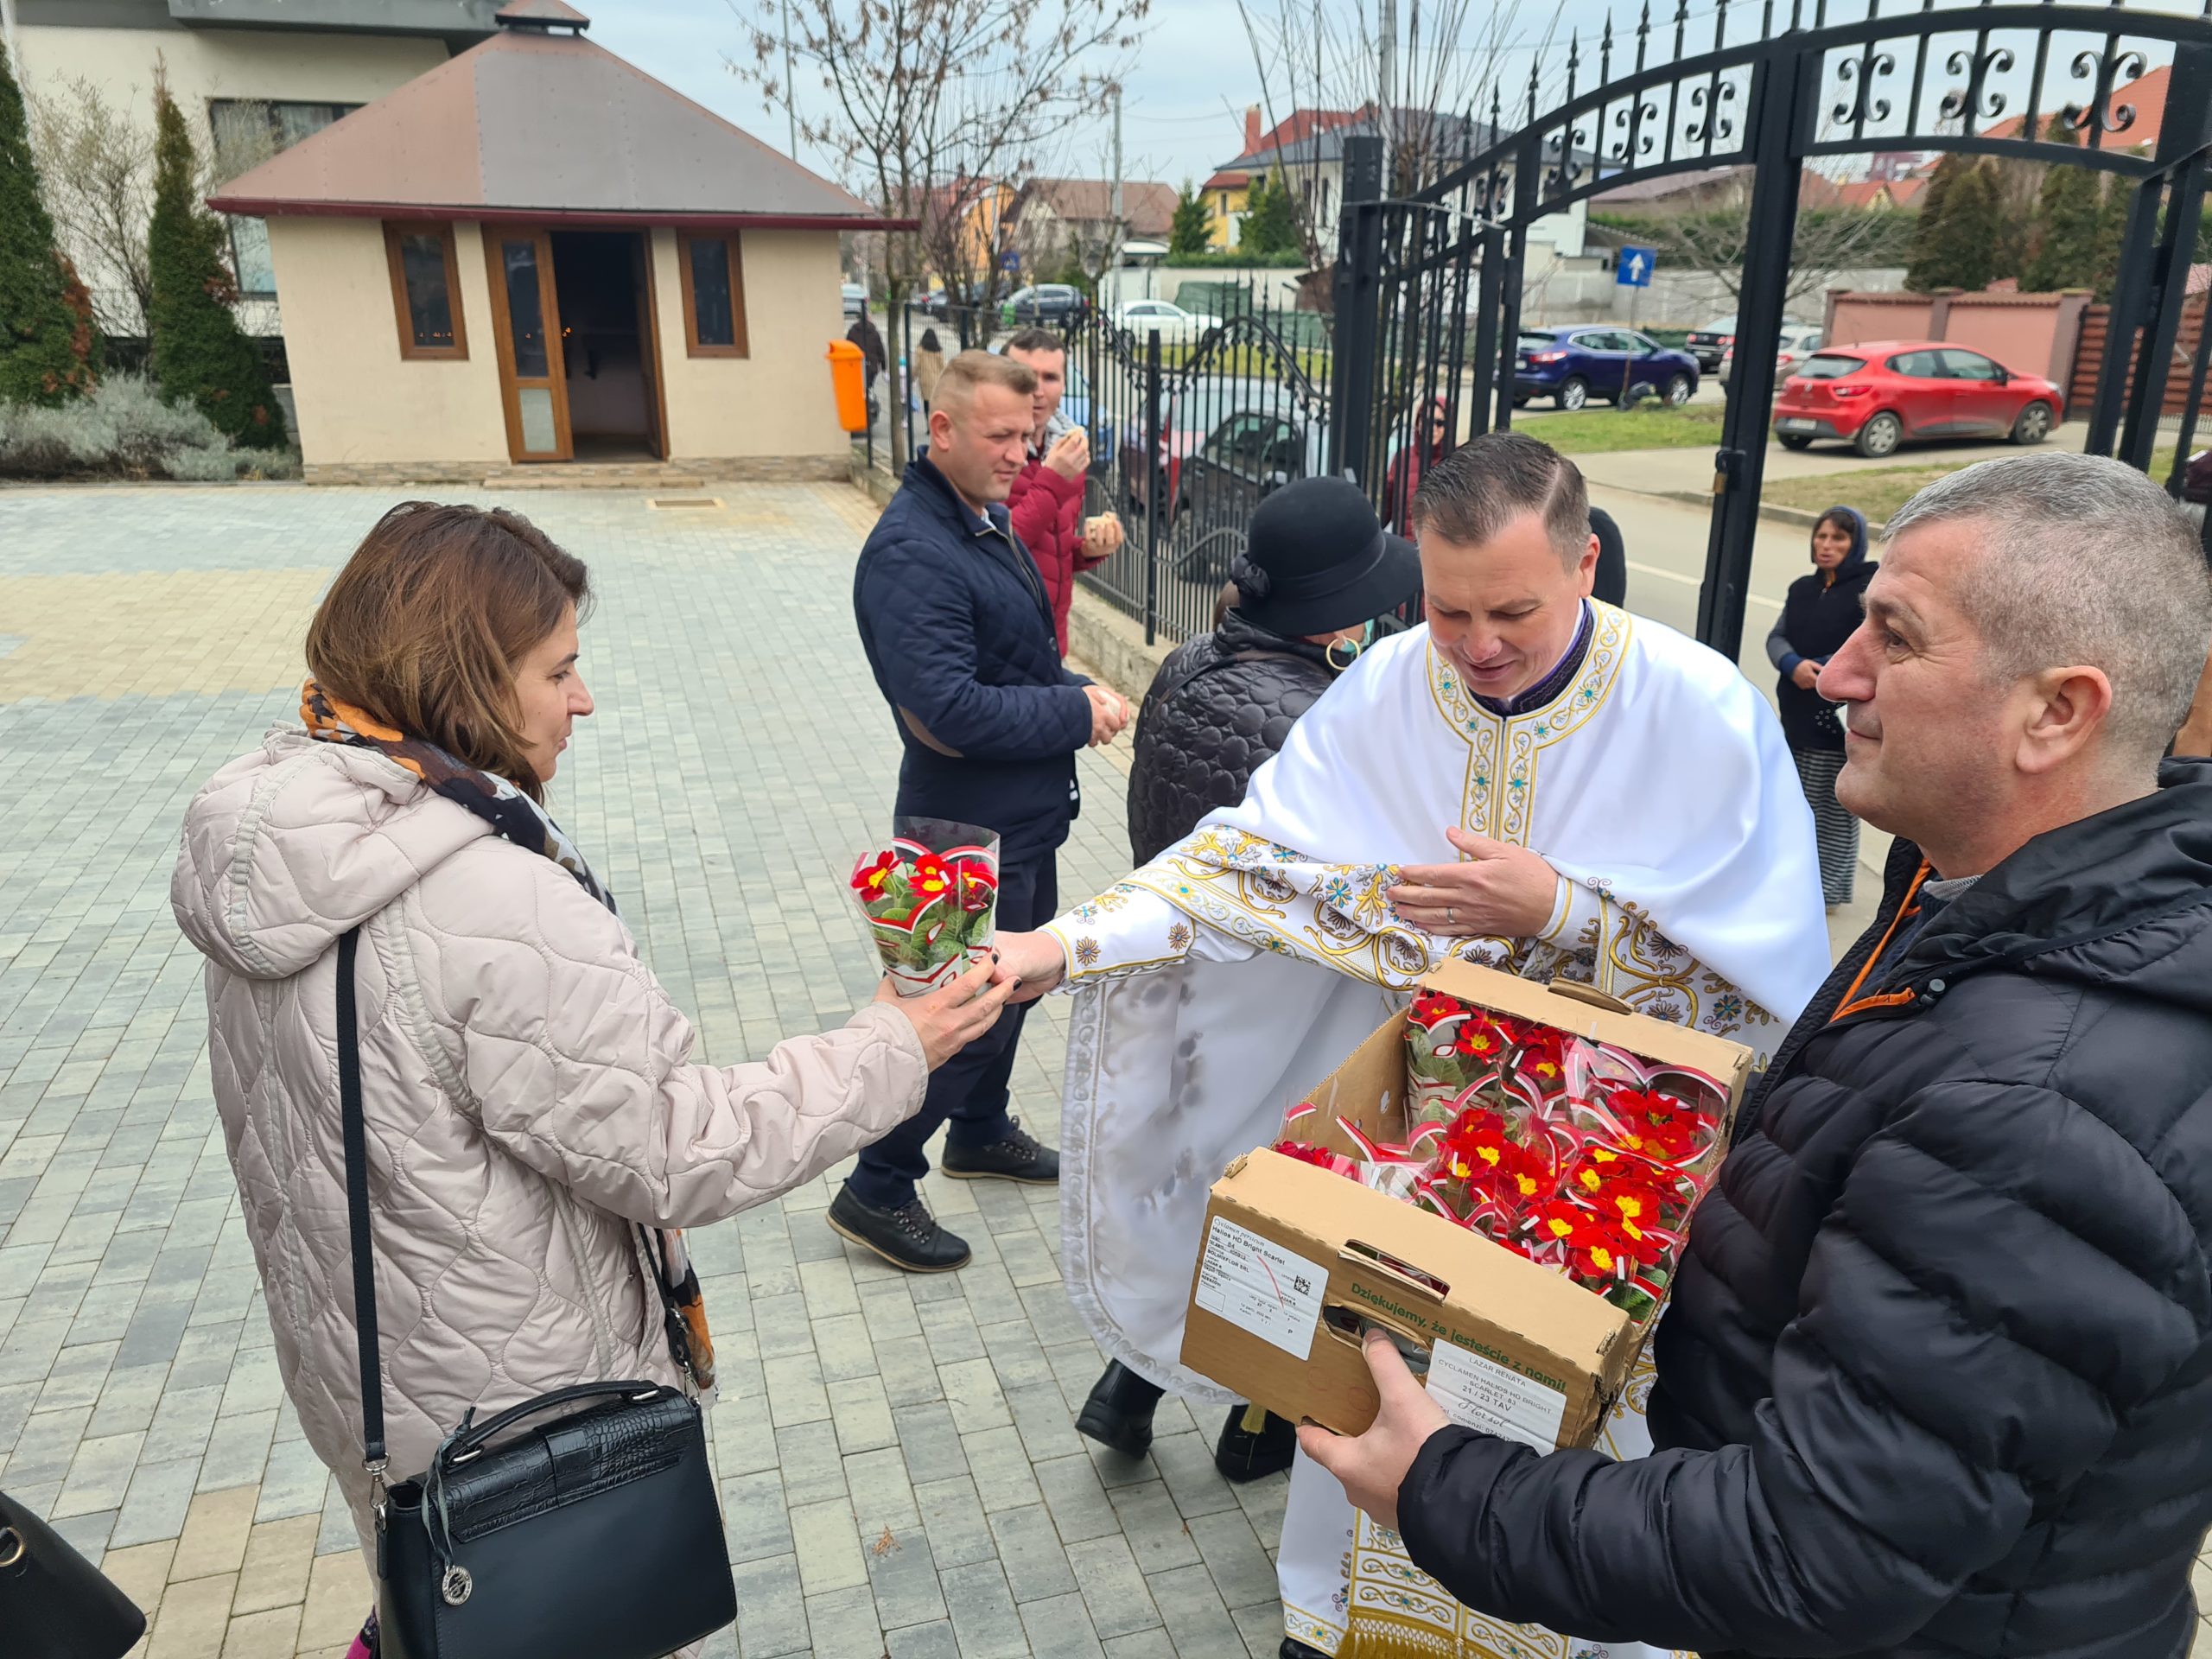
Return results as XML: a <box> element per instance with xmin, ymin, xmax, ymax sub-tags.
<box><xmin>171</xmin><ymin>501</ymin><xmax>1010</xmax><ymax>1651</ymax></box>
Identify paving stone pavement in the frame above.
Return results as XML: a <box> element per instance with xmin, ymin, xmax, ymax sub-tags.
<box><xmin>4</xmin><ymin>480</ymin><xmax>2208</xmax><ymax>1659</ymax></box>
<box><xmin>0</xmin><ymin>480</ymin><xmax>1282</xmax><ymax>1659</ymax></box>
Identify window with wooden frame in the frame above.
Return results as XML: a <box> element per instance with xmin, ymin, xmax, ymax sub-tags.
<box><xmin>678</xmin><ymin>231</ymin><xmax>748</xmax><ymax>357</ymax></box>
<box><xmin>383</xmin><ymin>222</ymin><xmax>468</xmax><ymax>359</ymax></box>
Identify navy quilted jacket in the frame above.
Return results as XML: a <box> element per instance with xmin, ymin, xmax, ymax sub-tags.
<box><xmin>854</xmin><ymin>459</ymin><xmax>1093</xmax><ymax>861</ymax></box>
<box><xmin>1396</xmin><ymin>759</ymin><xmax>2212</xmax><ymax>1659</ymax></box>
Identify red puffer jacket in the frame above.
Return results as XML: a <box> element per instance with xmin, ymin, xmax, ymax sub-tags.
<box><xmin>1007</xmin><ymin>449</ymin><xmax>1100</xmax><ymax>656</ymax></box>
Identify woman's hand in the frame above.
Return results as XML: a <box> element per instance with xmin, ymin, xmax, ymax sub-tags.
<box><xmin>1791</xmin><ymin>659</ymin><xmax>1821</xmax><ymax>691</ymax></box>
<box><xmin>1389</xmin><ymin>827</ymin><xmax>1559</xmax><ymax>939</ymax></box>
<box><xmin>877</xmin><ymin>957</ymin><xmax>1018</xmax><ymax>1070</ymax></box>
<box><xmin>991</xmin><ymin>929</ymin><xmax>1068</xmax><ymax>1002</ymax></box>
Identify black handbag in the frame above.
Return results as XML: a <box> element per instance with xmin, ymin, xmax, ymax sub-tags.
<box><xmin>0</xmin><ymin>1489</ymin><xmax>148</xmax><ymax>1659</ymax></box>
<box><xmin>334</xmin><ymin>928</ymin><xmax>736</xmax><ymax>1659</ymax></box>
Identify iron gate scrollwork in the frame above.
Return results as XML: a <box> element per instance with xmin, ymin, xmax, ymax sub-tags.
<box><xmin>1325</xmin><ymin>0</ymin><xmax>2212</xmax><ymax>663</ymax></box>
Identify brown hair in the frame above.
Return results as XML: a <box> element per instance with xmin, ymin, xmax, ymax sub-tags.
<box><xmin>305</xmin><ymin>501</ymin><xmax>590</xmax><ymax>801</ymax></box>
<box><xmin>934</xmin><ymin>349</ymin><xmax>1037</xmax><ymax>411</ymax></box>
<box><xmin>1002</xmin><ymin>327</ymin><xmax>1065</xmax><ymax>358</ymax></box>
<box><xmin>1411</xmin><ymin>430</ymin><xmax>1589</xmax><ymax>564</ymax></box>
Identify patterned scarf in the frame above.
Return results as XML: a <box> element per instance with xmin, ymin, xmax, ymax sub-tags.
<box><xmin>302</xmin><ymin>680</ymin><xmax>717</xmax><ymax>1394</ymax></box>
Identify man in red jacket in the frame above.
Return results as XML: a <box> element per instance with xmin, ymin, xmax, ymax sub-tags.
<box><xmin>1005</xmin><ymin>327</ymin><xmax>1123</xmax><ymax>655</ymax></box>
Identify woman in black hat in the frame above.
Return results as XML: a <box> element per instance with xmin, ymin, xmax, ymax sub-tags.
<box><xmin>1077</xmin><ymin>474</ymin><xmax>1421</xmax><ymax>1478</ymax></box>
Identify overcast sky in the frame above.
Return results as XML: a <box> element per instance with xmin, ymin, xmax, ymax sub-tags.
<box><xmin>584</xmin><ymin>0</ymin><xmax>2197</xmax><ymax>199</ymax></box>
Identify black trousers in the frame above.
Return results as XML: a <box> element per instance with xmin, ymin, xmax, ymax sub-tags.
<box><xmin>844</xmin><ymin>849</ymin><xmax>1058</xmax><ymax>1211</ymax></box>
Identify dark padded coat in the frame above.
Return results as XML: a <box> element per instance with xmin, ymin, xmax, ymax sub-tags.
<box><xmin>1396</xmin><ymin>759</ymin><xmax>2212</xmax><ymax>1659</ymax></box>
<box><xmin>1125</xmin><ymin>611</ymin><xmax>1338</xmax><ymax>866</ymax></box>
<box><xmin>853</xmin><ymin>458</ymin><xmax>1092</xmax><ymax>861</ymax></box>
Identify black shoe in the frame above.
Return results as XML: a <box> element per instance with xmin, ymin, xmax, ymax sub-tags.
<box><xmin>940</xmin><ymin>1116</ymin><xmax>1061</xmax><ymax>1185</ymax></box>
<box><xmin>1279</xmin><ymin>1640</ymin><xmax>1329</xmax><ymax>1659</ymax></box>
<box><xmin>827</xmin><ymin>1186</ymin><xmax>971</xmax><ymax>1273</ymax></box>
<box><xmin>1216</xmin><ymin>1403</ymin><xmax>1297</xmax><ymax>1483</ymax></box>
<box><xmin>1075</xmin><ymin>1360</ymin><xmax>1165</xmax><ymax>1459</ymax></box>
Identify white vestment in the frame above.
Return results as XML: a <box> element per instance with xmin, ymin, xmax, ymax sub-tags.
<box><xmin>1043</xmin><ymin>604</ymin><xmax>1832</xmax><ymax>1659</ymax></box>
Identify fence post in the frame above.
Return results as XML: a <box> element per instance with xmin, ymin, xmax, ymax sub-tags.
<box><xmin>1141</xmin><ymin>329</ymin><xmax>1163</xmax><ymax>647</ymax></box>
<box><xmin>1470</xmin><ymin>227</ymin><xmax>1504</xmax><ymax>436</ymax></box>
<box><xmin>2118</xmin><ymin>43</ymin><xmax>2212</xmax><ymax>470</ymax></box>
<box><xmin>2088</xmin><ymin>178</ymin><xmax>2166</xmax><ymax>458</ymax></box>
<box><xmin>1328</xmin><ymin>135</ymin><xmax>1386</xmax><ymax>483</ymax></box>
<box><xmin>1696</xmin><ymin>48</ymin><xmax>1811</xmax><ymax>662</ymax></box>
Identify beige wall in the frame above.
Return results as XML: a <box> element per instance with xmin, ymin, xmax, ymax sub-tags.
<box><xmin>648</xmin><ymin>226</ymin><xmax>849</xmax><ymax>463</ymax></box>
<box><xmin>268</xmin><ymin>217</ymin><xmax>509</xmax><ymax>469</ymax></box>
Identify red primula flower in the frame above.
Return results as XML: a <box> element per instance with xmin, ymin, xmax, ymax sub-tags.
<box><xmin>1438</xmin><ymin>1108</ymin><xmax>1510</xmax><ymax>1182</ymax></box>
<box><xmin>955</xmin><ymin>865</ymin><xmax>998</xmax><ymax>912</ymax></box>
<box><xmin>1514</xmin><ymin>1026</ymin><xmax>1571</xmax><ymax>1093</ymax></box>
<box><xmin>909</xmin><ymin>855</ymin><xmax>953</xmax><ymax>900</ymax></box>
<box><xmin>1454</xmin><ymin>1016</ymin><xmax>1509</xmax><ymax>1062</ymax></box>
<box><xmin>1529</xmin><ymin>1201</ymin><xmax>1638</xmax><ymax>1281</ymax></box>
<box><xmin>851</xmin><ymin>850</ymin><xmax>898</xmax><ymax>898</ymax></box>
<box><xmin>1469</xmin><ymin>1139</ymin><xmax>1551</xmax><ymax>1210</ymax></box>
<box><xmin>1409</xmin><ymin>991</ymin><xmax>1469</xmax><ymax>1029</ymax></box>
<box><xmin>1605</xmin><ymin>1087</ymin><xmax>1708</xmax><ymax>1162</ymax></box>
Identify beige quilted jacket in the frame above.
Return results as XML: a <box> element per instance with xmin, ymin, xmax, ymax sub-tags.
<box><xmin>172</xmin><ymin>729</ymin><xmax>928</xmax><ymax>1564</ymax></box>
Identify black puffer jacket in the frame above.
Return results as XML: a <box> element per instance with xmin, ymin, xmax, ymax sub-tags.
<box><xmin>1396</xmin><ymin>760</ymin><xmax>2212</xmax><ymax>1659</ymax></box>
<box><xmin>1125</xmin><ymin>611</ymin><xmax>1336</xmax><ymax>864</ymax></box>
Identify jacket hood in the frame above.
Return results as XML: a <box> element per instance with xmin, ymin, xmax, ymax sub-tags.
<box><xmin>1815</xmin><ymin>504</ymin><xmax>1872</xmax><ymax>583</ymax></box>
<box><xmin>172</xmin><ymin>728</ymin><xmax>492</xmax><ymax>981</ymax></box>
<box><xmin>1896</xmin><ymin>758</ymin><xmax>2212</xmax><ymax>1015</ymax></box>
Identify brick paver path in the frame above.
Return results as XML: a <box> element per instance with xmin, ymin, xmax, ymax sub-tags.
<box><xmin>0</xmin><ymin>481</ymin><xmax>1283</xmax><ymax>1659</ymax></box>
<box><xmin>4</xmin><ymin>480</ymin><xmax>2207</xmax><ymax>1659</ymax></box>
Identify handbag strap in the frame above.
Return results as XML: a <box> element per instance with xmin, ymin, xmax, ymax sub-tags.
<box><xmin>334</xmin><ymin>927</ymin><xmax>389</xmax><ymax>1486</ymax></box>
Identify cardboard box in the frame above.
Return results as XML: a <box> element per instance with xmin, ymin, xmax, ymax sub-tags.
<box><xmin>1179</xmin><ymin>957</ymin><xmax>1753</xmax><ymax>1450</ymax></box>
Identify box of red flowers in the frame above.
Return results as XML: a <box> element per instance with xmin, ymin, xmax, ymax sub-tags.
<box><xmin>1179</xmin><ymin>959</ymin><xmax>1753</xmax><ymax>1451</ymax></box>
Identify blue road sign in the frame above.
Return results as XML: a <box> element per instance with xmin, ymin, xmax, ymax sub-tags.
<box><xmin>1616</xmin><ymin>245</ymin><xmax>1656</xmax><ymax>288</ymax></box>
<box><xmin>1000</xmin><ymin>250</ymin><xmax>1020</xmax><ymax>270</ymax></box>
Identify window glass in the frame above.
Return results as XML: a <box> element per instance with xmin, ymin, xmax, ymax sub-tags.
<box><xmin>501</xmin><ymin>240</ymin><xmax>548</xmax><ymax>378</ymax></box>
<box><xmin>1262</xmin><ymin>420</ymin><xmax>1302</xmax><ymax>475</ymax></box>
<box><xmin>397</xmin><ymin>231</ymin><xmax>456</xmax><ymax>350</ymax></box>
<box><xmin>688</xmin><ymin>238</ymin><xmax>735</xmax><ymax>346</ymax></box>
<box><xmin>1886</xmin><ymin>350</ymin><xmax>1939</xmax><ymax>378</ymax></box>
<box><xmin>1940</xmin><ymin>348</ymin><xmax>2000</xmax><ymax>381</ymax></box>
<box><xmin>209</xmin><ymin>99</ymin><xmax>357</xmax><ymax>299</ymax></box>
<box><xmin>1796</xmin><ymin>353</ymin><xmax>1866</xmax><ymax>379</ymax></box>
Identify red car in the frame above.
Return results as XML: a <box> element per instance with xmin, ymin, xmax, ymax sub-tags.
<box><xmin>1770</xmin><ymin>340</ymin><xmax>2063</xmax><ymax>458</ymax></box>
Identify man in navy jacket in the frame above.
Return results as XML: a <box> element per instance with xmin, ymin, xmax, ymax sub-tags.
<box><xmin>833</xmin><ymin>350</ymin><xmax>1128</xmax><ymax>1272</ymax></box>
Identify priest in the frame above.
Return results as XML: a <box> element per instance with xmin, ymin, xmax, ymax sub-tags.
<box><xmin>995</xmin><ymin>429</ymin><xmax>1832</xmax><ymax>1659</ymax></box>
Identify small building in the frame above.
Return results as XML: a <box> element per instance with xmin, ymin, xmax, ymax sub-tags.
<box><xmin>207</xmin><ymin>1</ymin><xmax>907</xmax><ymax>481</ymax></box>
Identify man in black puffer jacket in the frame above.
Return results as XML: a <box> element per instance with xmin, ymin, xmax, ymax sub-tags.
<box><xmin>1300</xmin><ymin>451</ymin><xmax>2212</xmax><ymax>1659</ymax></box>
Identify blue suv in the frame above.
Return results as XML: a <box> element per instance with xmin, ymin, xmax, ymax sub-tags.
<box><xmin>1513</xmin><ymin>327</ymin><xmax>1700</xmax><ymax>410</ymax></box>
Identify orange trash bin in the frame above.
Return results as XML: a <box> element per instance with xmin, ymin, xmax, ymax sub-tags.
<box><xmin>827</xmin><ymin>340</ymin><xmax>868</xmax><ymax>434</ymax></box>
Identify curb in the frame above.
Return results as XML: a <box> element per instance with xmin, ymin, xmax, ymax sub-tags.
<box><xmin>1642</xmin><ymin>486</ymin><xmax>1888</xmax><ymax>537</ymax></box>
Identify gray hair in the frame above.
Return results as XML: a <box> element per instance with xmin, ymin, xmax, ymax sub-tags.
<box><xmin>1884</xmin><ymin>451</ymin><xmax>2212</xmax><ymax>761</ymax></box>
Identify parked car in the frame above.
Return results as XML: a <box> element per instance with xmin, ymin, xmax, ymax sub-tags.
<box><xmin>1770</xmin><ymin>340</ymin><xmax>2063</xmax><ymax>458</ymax></box>
<box><xmin>1719</xmin><ymin>324</ymin><xmax>1825</xmax><ymax>393</ymax></box>
<box><xmin>842</xmin><ymin>282</ymin><xmax>868</xmax><ymax>321</ymax></box>
<box><xmin>1173</xmin><ymin>394</ymin><xmax>1326</xmax><ymax>581</ymax></box>
<box><xmin>1116</xmin><ymin>375</ymin><xmax>1287</xmax><ymax>522</ymax></box>
<box><xmin>1001</xmin><ymin>283</ymin><xmax>1086</xmax><ymax>327</ymax></box>
<box><xmin>1688</xmin><ymin>313</ymin><xmax>1818</xmax><ymax>372</ymax></box>
<box><xmin>1109</xmin><ymin>299</ymin><xmax>1219</xmax><ymax>348</ymax></box>
<box><xmin>1513</xmin><ymin>327</ymin><xmax>1700</xmax><ymax>410</ymax></box>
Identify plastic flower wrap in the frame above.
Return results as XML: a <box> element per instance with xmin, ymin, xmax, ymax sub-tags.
<box><xmin>849</xmin><ymin>817</ymin><xmax>1000</xmax><ymax>996</ymax></box>
<box><xmin>1272</xmin><ymin>993</ymin><xmax>1729</xmax><ymax>1324</ymax></box>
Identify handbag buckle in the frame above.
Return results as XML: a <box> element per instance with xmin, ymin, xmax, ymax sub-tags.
<box><xmin>365</xmin><ymin>1456</ymin><xmax>389</xmax><ymax>1519</ymax></box>
<box><xmin>0</xmin><ymin>1526</ymin><xmax>23</xmax><ymax>1568</ymax></box>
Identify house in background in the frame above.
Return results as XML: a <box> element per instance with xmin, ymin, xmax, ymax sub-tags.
<box><xmin>1202</xmin><ymin>106</ymin><xmax>1368</xmax><ymax>248</ymax></box>
<box><xmin>207</xmin><ymin>2</ymin><xmax>906</xmax><ymax>481</ymax></box>
<box><xmin>12</xmin><ymin>0</ymin><xmax>503</xmax><ymax>340</ymax></box>
<box><xmin>1007</xmin><ymin>177</ymin><xmax>1178</xmax><ymax>275</ymax></box>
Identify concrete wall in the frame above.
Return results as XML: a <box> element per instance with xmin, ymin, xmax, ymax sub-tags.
<box><xmin>16</xmin><ymin>23</ymin><xmax>450</xmax><ymax>335</ymax></box>
<box><xmin>646</xmin><ymin>226</ymin><xmax>849</xmax><ymax>466</ymax></box>
<box><xmin>269</xmin><ymin>216</ymin><xmax>509</xmax><ymax>470</ymax></box>
<box><xmin>1525</xmin><ymin>265</ymin><xmax>1908</xmax><ymax>329</ymax></box>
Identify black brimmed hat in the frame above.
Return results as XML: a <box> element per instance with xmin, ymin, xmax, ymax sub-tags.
<box><xmin>1230</xmin><ymin>475</ymin><xmax>1421</xmax><ymax>638</ymax></box>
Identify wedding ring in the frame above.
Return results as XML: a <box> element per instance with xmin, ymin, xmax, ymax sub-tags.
<box><xmin>1446</xmin><ymin>906</ymin><xmax>1457</xmax><ymax>925</ymax></box>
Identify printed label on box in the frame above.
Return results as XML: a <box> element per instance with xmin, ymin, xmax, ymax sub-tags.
<box><xmin>1425</xmin><ymin>1338</ymin><xmax>1569</xmax><ymax>1452</ymax></box>
<box><xmin>1194</xmin><ymin>1217</ymin><xmax>1329</xmax><ymax>1360</ymax></box>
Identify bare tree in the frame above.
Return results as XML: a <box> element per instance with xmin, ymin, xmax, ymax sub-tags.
<box><xmin>731</xmin><ymin>0</ymin><xmax>1147</xmax><ymax>466</ymax></box>
<box><xmin>1609</xmin><ymin>175</ymin><xmax>1915</xmax><ymax>309</ymax></box>
<box><xmin>30</xmin><ymin>77</ymin><xmax>158</xmax><ymax>334</ymax></box>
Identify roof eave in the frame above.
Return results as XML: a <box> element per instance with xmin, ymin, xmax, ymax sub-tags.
<box><xmin>206</xmin><ymin>195</ymin><xmax>918</xmax><ymax>232</ymax></box>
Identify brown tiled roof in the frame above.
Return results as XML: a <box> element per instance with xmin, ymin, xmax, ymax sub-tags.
<box><xmin>1014</xmin><ymin>178</ymin><xmax>1178</xmax><ymax>238</ymax></box>
<box><xmin>207</xmin><ymin>26</ymin><xmax>907</xmax><ymax>229</ymax></box>
<box><xmin>495</xmin><ymin>0</ymin><xmax>590</xmax><ymax>23</ymax></box>
<box><xmin>1980</xmin><ymin>64</ymin><xmax>2167</xmax><ymax>149</ymax></box>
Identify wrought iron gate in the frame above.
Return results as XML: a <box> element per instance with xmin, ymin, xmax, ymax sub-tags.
<box><xmin>1327</xmin><ymin>0</ymin><xmax>2212</xmax><ymax>661</ymax></box>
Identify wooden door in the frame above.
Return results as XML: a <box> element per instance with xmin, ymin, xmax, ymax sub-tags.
<box><xmin>485</xmin><ymin>227</ymin><xmax>571</xmax><ymax>462</ymax></box>
<box><xmin>631</xmin><ymin>232</ymin><xmax>668</xmax><ymax>461</ymax></box>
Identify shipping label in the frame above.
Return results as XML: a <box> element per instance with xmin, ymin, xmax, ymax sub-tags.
<box><xmin>1194</xmin><ymin>1217</ymin><xmax>1329</xmax><ymax>1360</ymax></box>
<box><xmin>1425</xmin><ymin>1338</ymin><xmax>1569</xmax><ymax>1452</ymax></box>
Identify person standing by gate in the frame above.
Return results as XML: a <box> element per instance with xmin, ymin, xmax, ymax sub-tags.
<box><xmin>1003</xmin><ymin>327</ymin><xmax>1123</xmax><ymax>656</ymax></box>
<box><xmin>1766</xmin><ymin>505</ymin><xmax>1874</xmax><ymax>907</ymax></box>
<box><xmin>836</xmin><ymin>350</ymin><xmax>1130</xmax><ymax>1271</ymax></box>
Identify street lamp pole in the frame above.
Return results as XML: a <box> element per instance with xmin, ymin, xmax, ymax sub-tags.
<box><xmin>780</xmin><ymin>0</ymin><xmax>798</xmax><ymax>159</ymax></box>
<box><xmin>1109</xmin><ymin>81</ymin><xmax>1124</xmax><ymax>308</ymax></box>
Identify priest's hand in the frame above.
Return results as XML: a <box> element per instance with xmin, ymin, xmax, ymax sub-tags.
<box><xmin>991</xmin><ymin>929</ymin><xmax>1067</xmax><ymax>1002</ymax></box>
<box><xmin>1390</xmin><ymin>827</ymin><xmax>1559</xmax><ymax>939</ymax></box>
<box><xmin>1297</xmin><ymin>1329</ymin><xmax>1451</xmax><ymax>1532</ymax></box>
